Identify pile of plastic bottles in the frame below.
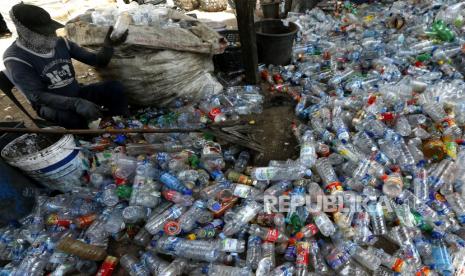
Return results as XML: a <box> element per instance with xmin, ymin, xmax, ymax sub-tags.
<box><xmin>6</xmin><ymin>0</ymin><xmax>465</xmax><ymax>275</ymax></box>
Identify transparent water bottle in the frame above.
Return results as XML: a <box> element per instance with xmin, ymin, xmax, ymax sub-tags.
<box><xmin>140</xmin><ymin>251</ymin><xmax>169</xmax><ymax>275</ymax></box>
<box><xmin>311</xmin><ymin>210</ymin><xmax>336</xmax><ymax>237</ymax></box>
<box><xmin>145</xmin><ymin>205</ymin><xmax>187</xmax><ymax>234</ymax></box>
<box><xmin>299</xmin><ymin>130</ymin><xmax>317</xmax><ymax>167</ymax></box>
<box><xmin>251</xmin><ymin>166</ymin><xmax>308</xmax><ymax>181</ymax></box>
<box><xmin>222</xmin><ymin>201</ymin><xmax>262</xmax><ymax>236</ymax></box>
<box><xmin>248</xmin><ymin>224</ymin><xmax>288</xmax><ymax>243</ymax></box>
<box><xmin>315</xmin><ymin>157</ymin><xmax>343</xmax><ymax>195</ymax></box>
<box><xmin>234</xmin><ymin>151</ymin><xmax>250</xmax><ymax>173</ymax></box>
<box><xmin>366</xmin><ymin>202</ymin><xmax>387</xmax><ymax>235</ymax></box>
<box><xmin>120</xmin><ymin>254</ymin><xmax>149</xmax><ymax>276</ymax></box>
<box><xmin>246</xmin><ymin>235</ymin><xmax>262</xmax><ymax>270</ymax></box>
<box><xmin>159</xmin><ymin>258</ymin><xmax>188</xmax><ymax>276</ymax></box>
<box><xmin>122</xmin><ymin>206</ymin><xmax>151</xmax><ymax>224</ymax></box>
<box><xmin>178</xmin><ymin>200</ymin><xmax>212</xmax><ymax>232</ymax></box>
<box><xmin>382</xmin><ymin>173</ymin><xmax>404</xmax><ymax>198</ymax></box>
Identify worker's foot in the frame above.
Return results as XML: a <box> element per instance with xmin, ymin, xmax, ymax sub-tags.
<box><xmin>0</xmin><ymin>30</ymin><xmax>12</xmax><ymax>39</ymax></box>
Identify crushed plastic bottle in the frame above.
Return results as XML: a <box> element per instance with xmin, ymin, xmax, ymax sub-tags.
<box><xmin>6</xmin><ymin>1</ymin><xmax>465</xmax><ymax>276</ymax></box>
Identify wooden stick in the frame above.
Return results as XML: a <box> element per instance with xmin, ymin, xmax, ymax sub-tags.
<box><xmin>0</xmin><ymin>120</ymin><xmax>250</xmax><ymax>135</ymax></box>
<box><xmin>0</xmin><ymin>127</ymin><xmax>204</xmax><ymax>135</ymax></box>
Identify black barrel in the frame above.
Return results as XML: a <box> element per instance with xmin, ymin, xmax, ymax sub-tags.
<box><xmin>255</xmin><ymin>19</ymin><xmax>299</xmax><ymax>65</ymax></box>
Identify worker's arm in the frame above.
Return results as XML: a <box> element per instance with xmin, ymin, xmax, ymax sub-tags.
<box><xmin>4</xmin><ymin>60</ymin><xmax>101</xmax><ymax>120</ymax></box>
<box><xmin>65</xmin><ymin>26</ymin><xmax>128</xmax><ymax>68</ymax></box>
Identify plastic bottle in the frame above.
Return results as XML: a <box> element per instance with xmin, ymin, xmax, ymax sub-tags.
<box><xmin>158</xmin><ymin>258</ymin><xmax>188</xmax><ymax>276</ymax></box>
<box><xmin>120</xmin><ymin>254</ymin><xmax>149</xmax><ymax>276</ymax></box>
<box><xmin>246</xmin><ymin>235</ymin><xmax>262</xmax><ymax>270</ymax></box>
<box><xmin>55</xmin><ymin>237</ymin><xmax>106</xmax><ymax>261</ymax></box>
<box><xmin>382</xmin><ymin>173</ymin><xmax>404</xmax><ymax>198</ymax></box>
<box><xmin>122</xmin><ymin>206</ymin><xmax>151</xmax><ymax>224</ymax></box>
<box><xmin>248</xmin><ymin>224</ymin><xmax>288</xmax><ymax>243</ymax></box>
<box><xmin>160</xmin><ymin>172</ymin><xmax>192</xmax><ymax>195</ymax></box>
<box><xmin>251</xmin><ymin>166</ymin><xmax>308</xmax><ymax>181</ymax></box>
<box><xmin>312</xmin><ymin>210</ymin><xmax>336</xmax><ymax>237</ymax></box>
<box><xmin>140</xmin><ymin>251</ymin><xmax>169</xmax><ymax>275</ymax></box>
<box><xmin>222</xmin><ymin>201</ymin><xmax>262</xmax><ymax>236</ymax></box>
<box><xmin>110</xmin><ymin>12</ymin><xmax>131</xmax><ymax>41</ymax></box>
<box><xmin>96</xmin><ymin>256</ymin><xmax>118</xmax><ymax>276</ymax></box>
<box><xmin>145</xmin><ymin>205</ymin><xmax>187</xmax><ymax>234</ymax></box>
<box><xmin>162</xmin><ymin>190</ymin><xmax>193</xmax><ymax>206</ymax></box>
<box><xmin>234</xmin><ymin>151</ymin><xmax>250</xmax><ymax>173</ymax></box>
<box><xmin>366</xmin><ymin>202</ymin><xmax>387</xmax><ymax>236</ymax></box>
<box><xmin>369</xmin><ymin>247</ymin><xmax>406</xmax><ymax>273</ymax></box>
<box><xmin>299</xmin><ymin>130</ymin><xmax>317</xmax><ymax>167</ymax></box>
<box><xmin>294</xmin><ymin>240</ymin><xmax>309</xmax><ymax>276</ymax></box>
<box><xmin>315</xmin><ymin>157</ymin><xmax>343</xmax><ymax>195</ymax></box>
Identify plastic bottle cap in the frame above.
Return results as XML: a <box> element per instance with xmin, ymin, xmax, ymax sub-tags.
<box><xmin>295</xmin><ymin>232</ymin><xmax>304</xmax><ymax>240</ymax></box>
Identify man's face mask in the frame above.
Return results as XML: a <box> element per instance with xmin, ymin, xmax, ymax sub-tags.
<box><xmin>10</xmin><ymin>10</ymin><xmax>59</xmax><ymax>54</ymax></box>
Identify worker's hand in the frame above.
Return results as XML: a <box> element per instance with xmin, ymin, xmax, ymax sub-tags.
<box><xmin>74</xmin><ymin>99</ymin><xmax>103</xmax><ymax>121</ymax></box>
<box><xmin>104</xmin><ymin>26</ymin><xmax>128</xmax><ymax>47</ymax></box>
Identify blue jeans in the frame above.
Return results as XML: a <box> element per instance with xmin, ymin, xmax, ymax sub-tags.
<box><xmin>38</xmin><ymin>80</ymin><xmax>129</xmax><ymax>129</ymax></box>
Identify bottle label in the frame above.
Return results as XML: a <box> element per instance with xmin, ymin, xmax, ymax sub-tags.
<box><xmin>295</xmin><ymin>242</ymin><xmax>310</xmax><ymax>265</ymax></box>
<box><xmin>325</xmin><ymin>181</ymin><xmax>343</xmax><ymax>194</ymax></box>
<box><xmin>208</xmin><ymin>108</ymin><xmax>222</xmax><ymax>121</ymax></box>
<box><xmin>233</xmin><ymin>185</ymin><xmax>251</xmax><ymax>198</ymax></box>
<box><xmin>391</xmin><ymin>258</ymin><xmax>404</xmax><ymax>272</ymax></box>
<box><xmin>163</xmin><ymin>190</ymin><xmax>177</xmax><ymax>201</ymax></box>
<box><xmin>265</xmin><ymin>229</ymin><xmax>280</xmax><ymax>242</ymax></box>
<box><xmin>253</xmin><ymin>168</ymin><xmax>274</xmax><ymax>180</ymax></box>
<box><xmin>222</xmin><ymin>238</ymin><xmax>239</xmax><ymax>251</ymax></box>
<box><xmin>304</xmin><ymin>224</ymin><xmax>319</xmax><ymax>236</ymax></box>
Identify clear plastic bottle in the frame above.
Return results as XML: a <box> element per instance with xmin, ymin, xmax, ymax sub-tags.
<box><xmin>261</xmin><ymin>242</ymin><xmax>276</xmax><ymax>268</ymax></box>
<box><xmin>110</xmin><ymin>12</ymin><xmax>131</xmax><ymax>41</ymax></box>
<box><xmin>395</xmin><ymin>115</ymin><xmax>412</xmax><ymax>136</ymax></box>
<box><xmin>444</xmin><ymin>193</ymin><xmax>465</xmax><ymax>224</ymax></box>
<box><xmin>120</xmin><ymin>254</ymin><xmax>149</xmax><ymax>276</ymax></box>
<box><xmin>295</xmin><ymin>223</ymin><xmax>319</xmax><ymax>240</ymax></box>
<box><xmin>332</xmin><ymin>116</ymin><xmax>351</xmax><ymax>143</ymax></box>
<box><xmin>204</xmin><ymin>263</ymin><xmax>252</xmax><ymax>276</ymax></box>
<box><xmin>162</xmin><ymin>190</ymin><xmax>193</xmax><ymax>206</ymax></box>
<box><xmin>234</xmin><ymin>151</ymin><xmax>250</xmax><ymax>173</ymax></box>
<box><xmin>299</xmin><ymin>130</ymin><xmax>317</xmax><ymax>167</ymax></box>
<box><xmin>140</xmin><ymin>251</ymin><xmax>169</xmax><ymax>275</ymax></box>
<box><xmin>369</xmin><ymin>247</ymin><xmax>406</xmax><ymax>273</ymax></box>
<box><xmin>178</xmin><ymin>200</ymin><xmax>213</xmax><ymax>232</ymax></box>
<box><xmin>366</xmin><ymin>202</ymin><xmax>387</xmax><ymax>236</ymax></box>
<box><xmin>159</xmin><ymin>258</ymin><xmax>188</xmax><ymax>276</ymax></box>
<box><xmin>382</xmin><ymin>173</ymin><xmax>403</xmax><ymax>198</ymax></box>
<box><xmin>101</xmin><ymin>184</ymin><xmax>119</xmax><ymax>207</ymax></box>
<box><xmin>248</xmin><ymin>224</ymin><xmax>288</xmax><ymax>243</ymax></box>
<box><xmin>222</xmin><ymin>201</ymin><xmax>262</xmax><ymax>236</ymax></box>
<box><xmin>251</xmin><ymin>166</ymin><xmax>308</xmax><ymax>181</ymax></box>
<box><xmin>246</xmin><ymin>235</ymin><xmax>262</xmax><ymax>270</ymax></box>
<box><xmin>315</xmin><ymin>157</ymin><xmax>343</xmax><ymax>195</ymax></box>
<box><xmin>154</xmin><ymin>237</ymin><xmax>221</xmax><ymax>262</ymax></box>
<box><xmin>308</xmin><ymin>238</ymin><xmax>330</xmax><ymax>274</ymax></box>
<box><xmin>431</xmin><ymin>239</ymin><xmax>453</xmax><ymax>275</ymax></box>
<box><xmin>122</xmin><ymin>206</ymin><xmax>151</xmax><ymax>224</ymax></box>
<box><xmin>145</xmin><ymin>205</ymin><xmax>187</xmax><ymax>234</ymax></box>
<box><xmin>295</xmin><ymin>240</ymin><xmax>309</xmax><ymax>276</ymax></box>
<box><xmin>271</xmin><ymin>262</ymin><xmax>295</xmax><ymax>276</ymax></box>
<box><xmin>311</xmin><ymin>210</ymin><xmax>336</xmax><ymax>237</ymax></box>
<box><xmin>133</xmin><ymin>228</ymin><xmax>152</xmax><ymax>247</ymax></box>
